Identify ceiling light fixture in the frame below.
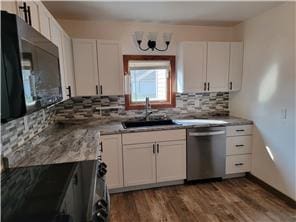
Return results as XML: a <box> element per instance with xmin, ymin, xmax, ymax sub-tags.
<box><xmin>135</xmin><ymin>31</ymin><xmax>172</xmax><ymax>51</ymax></box>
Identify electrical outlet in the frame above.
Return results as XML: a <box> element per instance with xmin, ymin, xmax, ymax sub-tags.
<box><xmin>281</xmin><ymin>108</ymin><xmax>287</xmax><ymax>119</ymax></box>
<box><xmin>195</xmin><ymin>99</ymin><xmax>200</xmax><ymax>108</ymax></box>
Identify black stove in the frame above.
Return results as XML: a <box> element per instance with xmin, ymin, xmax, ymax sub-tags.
<box><xmin>1</xmin><ymin>160</ymin><xmax>109</xmax><ymax>222</ymax></box>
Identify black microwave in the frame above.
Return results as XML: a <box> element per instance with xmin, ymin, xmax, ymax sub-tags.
<box><xmin>1</xmin><ymin>11</ymin><xmax>63</xmax><ymax>123</ymax></box>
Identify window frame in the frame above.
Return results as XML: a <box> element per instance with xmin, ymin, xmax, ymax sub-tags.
<box><xmin>123</xmin><ymin>55</ymin><xmax>176</xmax><ymax>110</ymax></box>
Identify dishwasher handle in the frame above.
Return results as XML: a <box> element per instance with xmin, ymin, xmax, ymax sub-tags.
<box><xmin>189</xmin><ymin>131</ymin><xmax>225</xmax><ymax>137</ymax></box>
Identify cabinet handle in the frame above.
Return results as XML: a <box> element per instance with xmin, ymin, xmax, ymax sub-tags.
<box><xmin>230</xmin><ymin>81</ymin><xmax>233</xmax><ymax>90</ymax></box>
<box><xmin>99</xmin><ymin>141</ymin><xmax>103</xmax><ymax>152</ymax></box>
<box><xmin>236</xmin><ymin>129</ymin><xmax>245</xmax><ymax>132</ymax></box>
<box><xmin>153</xmin><ymin>144</ymin><xmax>155</xmax><ymax>154</ymax></box>
<box><xmin>204</xmin><ymin>82</ymin><xmax>207</xmax><ymax>91</ymax></box>
<box><xmin>66</xmin><ymin>86</ymin><xmax>72</xmax><ymax>98</ymax></box>
<box><xmin>207</xmin><ymin>82</ymin><xmax>210</xmax><ymax>91</ymax></box>
<box><xmin>235</xmin><ymin>163</ymin><xmax>244</xmax><ymax>166</ymax></box>
<box><xmin>19</xmin><ymin>2</ymin><xmax>28</xmax><ymax>23</ymax></box>
<box><xmin>27</xmin><ymin>6</ymin><xmax>32</xmax><ymax>26</ymax></box>
<box><xmin>96</xmin><ymin>85</ymin><xmax>99</xmax><ymax>95</ymax></box>
<box><xmin>100</xmin><ymin>85</ymin><xmax>103</xmax><ymax>95</ymax></box>
<box><xmin>235</xmin><ymin>144</ymin><xmax>245</xmax><ymax>147</ymax></box>
<box><xmin>156</xmin><ymin>144</ymin><xmax>159</xmax><ymax>153</ymax></box>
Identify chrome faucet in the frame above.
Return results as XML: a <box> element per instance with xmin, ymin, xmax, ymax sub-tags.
<box><xmin>144</xmin><ymin>97</ymin><xmax>152</xmax><ymax>121</ymax></box>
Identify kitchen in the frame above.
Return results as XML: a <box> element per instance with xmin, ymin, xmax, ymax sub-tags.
<box><xmin>1</xmin><ymin>1</ymin><xmax>295</xmax><ymax>222</ymax></box>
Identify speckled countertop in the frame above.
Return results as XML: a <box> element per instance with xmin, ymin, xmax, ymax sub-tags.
<box><xmin>6</xmin><ymin>115</ymin><xmax>252</xmax><ymax>168</ymax></box>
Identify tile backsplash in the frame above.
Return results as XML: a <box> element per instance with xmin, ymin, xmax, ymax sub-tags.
<box><xmin>1</xmin><ymin>92</ymin><xmax>229</xmax><ymax>157</ymax></box>
<box><xmin>1</xmin><ymin>108</ymin><xmax>55</xmax><ymax>157</ymax></box>
<box><xmin>55</xmin><ymin>92</ymin><xmax>229</xmax><ymax>120</ymax></box>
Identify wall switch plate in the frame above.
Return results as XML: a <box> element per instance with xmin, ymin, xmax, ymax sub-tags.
<box><xmin>281</xmin><ymin>108</ymin><xmax>287</xmax><ymax>119</ymax></box>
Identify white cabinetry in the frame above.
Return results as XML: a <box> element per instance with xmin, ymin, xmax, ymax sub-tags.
<box><xmin>97</xmin><ymin>41</ymin><xmax>123</xmax><ymax>95</ymax></box>
<box><xmin>177</xmin><ymin>41</ymin><xmax>243</xmax><ymax>93</ymax></box>
<box><xmin>62</xmin><ymin>33</ymin><xmax>76</xmax><ymax>97</ymax></box>
<box><xmin>156</xmin><ymin>140</ymin><xmax>186</xmax><ymax>183</ymax></box>
<box><xmin>123</xmin><ymin>143</ymin><xmax>156</xmax><ymax>187</ymax></box>
<box><xmin>101</xmin><ymin>134</ymin><xmax>123</xmax><ymax>189</ymax></box>
<box><xmin>37</xmin><ymin>2</ymin><xmax>51</xmax><ymax>40</ymax></box>
<box><xmin>72</xmin><ymin>39</ymin><xmax>123</xmax><ymax>96</ymax></box>
<box><xmin>72</xmin><ymin>39</ymin><xmax>99</xmax><ymax>96</ymax></box>
<box><xmin>177</xmin><ymin>42</ymin><xmax>207</xmax><ymax>93</ymax></box>
<box><xmin>225</xmin><ymin>125</ymin><xmax>253</xmax><ymax>175</ymax></box>
<box><xmin>207</xmin><ymin>42</ymin><xmax>230</xmax><ymax>92</ymax></box>
<box><xmin>122</xmin><ymin>130</ymin><xmax>186</xmax><ymax>187</ymax></box>
<box><xmin>16</xmin><ymin>1</ymin><xmax>40</xmax><ymax>31</ymax></box>
<box><xmin>229</xmin><ymin>42</ymin><xmax>243</xmax><ymax>91</ymax></box>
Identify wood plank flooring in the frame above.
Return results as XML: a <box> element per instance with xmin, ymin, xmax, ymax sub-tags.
<box><xmin>109</xmin><ymin>177</ymin><xmax>296</xmax><ymax>222</ymax></box>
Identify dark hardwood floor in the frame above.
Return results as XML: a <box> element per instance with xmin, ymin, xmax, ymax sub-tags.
<box><xmin>110</xmin><ymin>177</ymin><xmax>296</xmax><ymax>222</ymax></box>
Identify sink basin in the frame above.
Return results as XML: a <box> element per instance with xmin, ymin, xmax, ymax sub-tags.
<box><xmin>122</xmin><ymin>119</ymin><xmax>177</xmax><ymax>129</ymax></box>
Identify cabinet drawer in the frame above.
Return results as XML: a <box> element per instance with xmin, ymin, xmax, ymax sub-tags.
<box><xmin>226</xmin><ymin>125</ymin><xmax>252</xmax><ymax>136</ymax></box>
<box><xmin>226</xmin><ymin>136</ymin><xmax>252</xmax><ymax>155</ymax></box>
<box><xmin>226</xmin><ymin>155</ymin><xmax>251</xmax><ymax>174</ymax></box>
<box><xmin>122</xmin><ymin>129</ymin><xmax>186</xmax><ymax>145</ymax></box>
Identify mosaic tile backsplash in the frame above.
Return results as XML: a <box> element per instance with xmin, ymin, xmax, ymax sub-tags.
<box><xmin>1</xmin><ymin>108</ymin><xmax>55</xmax><ymax>157</ymax></box>
<box><xmin>1</xmin><ymin>92</ymin><xmax>229</xmax><ymax>157</ymax></box>
<box><xmin>55</xmin><ymin>92</ymin><xmax>229</xmax><ymax>120</ymax></box>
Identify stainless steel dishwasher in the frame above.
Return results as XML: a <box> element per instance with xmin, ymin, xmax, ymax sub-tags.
<box><xmin>187</xmin><ymin>127</ymin><xmax>226</xmax><ymax>181</ymax></box>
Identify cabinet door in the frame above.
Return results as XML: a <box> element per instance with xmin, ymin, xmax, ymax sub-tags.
<box><xmin>50</xmin><ymin>20</ymin><xmax>67</xmax><ymax>100</ymax></box>
<box><xmin>37</xmin><ymin>2</ymin><xmax>51</xmax><ymax>40</ymax></box>
<box><xmin>156</xmin><ymin>140</ymin><xmax>186</xmax><ymax>183</ymax></box>
<box><xmin>62</xmin><ymin>33</ymin><xmax>76</xmax><ymax>97</ymax></box>
<box><xmin>229</xmin><ymin>42</ymin><xmax>243</xmax><ymax>91</ymax></box>
<box><xmin>207</xmin><ymin>42</ymin><xmax>230</xmax><ymax>92</ymax></box>
<box><xmin>123</xmin><ymin>143</ymin><xmax>156</xmax><ymax>187</ymax></box>
<box><xmin>1</xmin><ymin>1</ymin><xmax>17</xmax><ymax>14</ymax></box>
<box><xmin>72</xmin><ymin>39</ymin><xmax>99</xmax><ymax>96</ymax></box>
<box><xmin>97</xmin><ymin>41</ymin><xmax>123</xmax><ymax>95</ymax></box>
<box><xmin>101</xmin><ymin>134</ymin><xmax>123</xmax><ymax>189</ymax></box>
<box><xmin>177</xmin><ymin>42</ymin><xmax>207</xmax><ymax>93</ymax></box>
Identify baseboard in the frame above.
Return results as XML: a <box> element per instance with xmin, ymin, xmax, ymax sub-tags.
<box><xmin>246</xmin><ymin>173</ymin><xmax>296</xmax><ymax>209</ymax></box>
<box><xmin>109</xmin><ymin>180</ymin><xmax>184</xmax><ymax>194</ymax></box>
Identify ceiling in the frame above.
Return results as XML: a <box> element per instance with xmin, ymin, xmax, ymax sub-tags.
<box><xmin>43</xmin><ymin>1</ymin><xmax>283</xmax><ymax>27</ymax></box>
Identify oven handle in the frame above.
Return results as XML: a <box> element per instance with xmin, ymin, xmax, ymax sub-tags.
<box><xmin>189</xmin><ymin>131</ymin><xmax>225</xmax><ymax>137</ymax></box>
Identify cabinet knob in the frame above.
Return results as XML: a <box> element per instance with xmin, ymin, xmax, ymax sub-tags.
<box><xmin>153</xmin><ymin>144</ymin><xmax>155</xmax><ymax>153</ymax></box>
<box><xmin>156</xmin><ymin>144</ymin><xmax>159</xmax><ymax>153</ymax></box>
<box><xmin>204</xmin><ymin>82</ymin><xmax>207</xmax><ymax>91</ymax></box>
<box><xmin>207</xmin><ymin>82</ymin><xmax>210</xmax><ymax>91</ymax></box>
<box><xmin>230</xmin><ymin>81</ymin><xmax>233</xmax><ymax>90</ymax></box>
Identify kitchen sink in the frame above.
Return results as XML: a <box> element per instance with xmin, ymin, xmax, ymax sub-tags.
<box><xmin>122</xmin><ymin>119</ymin><xmax>177</xmax><ymax>129</ymax></box>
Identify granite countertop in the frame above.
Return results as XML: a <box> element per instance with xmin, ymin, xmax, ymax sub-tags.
<box><xmin>6</xmin><ymin>115</ymin><xmax>252</xmax><ymax>168</ymax></box>
<box><xmin>6</xmin><ymin>123</ymin><xmax>101</xmax><ymax>169</ymax></box>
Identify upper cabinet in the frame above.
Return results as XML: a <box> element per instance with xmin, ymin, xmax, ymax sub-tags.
<box><xmin>37</xmin><ymin>2</ymin><xmax>51</xmax><ymax>40</ymax></box>
<box><xmin>206</xmin><ymin>42</ymin><xmax>230</xmax><ymax>92</ymax></box>
<box><xmin>177</xmin><ymin>42</ymin><xmax>207</xmax><ymax>93</ymax></box>
<box><xmin>97</xmin><ymin>41</ymin><xmax>123</xmax><ymax>95</ymax></box>
<box><xmin>72</xmin><ymin>39</ymin><xmax>99</xmax><ymax>96</ymax></box>
<box><xmin>177</xmin><ymin>41</ymin><xmax>243</xmax><ymax>93</ymax></box>
<box><xmin>62</xmin><ymin>33</ymin><xmax>76</xmax><ymax>97</ymax></box>
<box><xmin>72</xmin><ymin>39</ymin><xmax>124</xmax><ymax>96</ymax></box>
<box><xmin>16</xmin><ymin>1</ymin><xmax>40</xmax><ymax>31</ymax></box>
<box><xmin>229</xmin><ymin>42</ymin><xmax>243</xmax><ymax>91</ymax></box>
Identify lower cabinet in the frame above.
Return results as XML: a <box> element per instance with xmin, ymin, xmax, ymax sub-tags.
<box><xmin>123</xmin><ymin>143</ymin><xmax>156</xmax><ymax>187</ymax></box>
<box><xmin>123</xmin><ymin>138</ymin><xmax>186</xmax><ymax>187</ymax></box>
<box><xmin>157</xmin><ymin>141</ymin><xmax>186</xmax><ymax>183</ymax></box>
<box><xmin>100</xmin><ymin>134</ymin><xmax>123</xmax><ymax>189</ymax></box>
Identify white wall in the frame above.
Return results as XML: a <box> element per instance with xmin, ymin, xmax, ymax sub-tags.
<box><xmin>58</xmin><ymin>19</ymin><xmax>234</xmax><ymax>55</ymax></box>
<box><xmin>230</xmin><ymin>3</ymin><xmax>296</xmax><ymax>200</ymax></box>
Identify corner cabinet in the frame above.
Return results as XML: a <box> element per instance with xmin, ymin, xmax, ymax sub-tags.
<box><xmin>122</xmin><ymin>130</ymin><xmax>186</xmax><ymax>187</ymax></box>
<box><xmin>229</xmin><ymin>42</ymin><xmax>243</xmax><ymax>91</ymax></box>
<box><xmin>72</xmin><ymin>39</ymin><xmax>124</xmax><ymax>96</ymax></box>
<box><xmin>100</xmin><ymin>134</ymin><xmax>124</xmax><ymax>189</ymax></box>
<box><xmin>177</xmin><ymin>41</ymin><xmax>243</xmax><ymax>93</ymax></box>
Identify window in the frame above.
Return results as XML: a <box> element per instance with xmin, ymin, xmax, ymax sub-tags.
<box><xmin>123</xmin><ymin>55</ymin><xmax>176</xmax><ymax>110</ymax></box>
